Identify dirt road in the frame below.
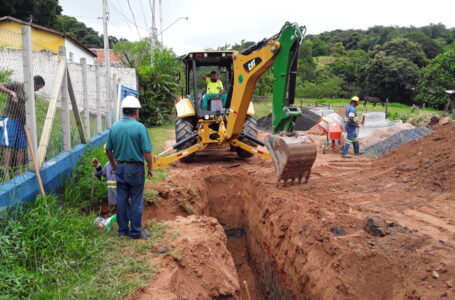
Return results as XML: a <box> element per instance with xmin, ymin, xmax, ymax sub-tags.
<box><xmin>131</xmin><ymin>122</ymin><xmax>455</xmax><ymax>299</ymax></box>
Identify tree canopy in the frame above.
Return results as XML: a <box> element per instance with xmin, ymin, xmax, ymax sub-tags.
<box><xmin>0</xmin><ymin>0</ymin><xmax>62</xmax><ymax>27</ymax></box>
<box><xmin>1</xmin><ymin>1</ymin><xmax>123</xmax><ymax>49</ymax></box>
<box><xmin>416</xmin><ymin>50</ymin><xmax>455</xmax><ymax>109</ymax></box>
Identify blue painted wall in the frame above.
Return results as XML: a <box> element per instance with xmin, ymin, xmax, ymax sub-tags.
<box><xmin>0</xmin><ymin>130</ymin><xmax>109</xmax><ymax>211</ymax></box>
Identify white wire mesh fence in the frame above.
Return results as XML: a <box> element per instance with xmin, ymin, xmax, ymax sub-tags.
<box><xmin>0</xmin><ymin>25</ymin><xmax>136</xmax><ymax>185</ymax></box>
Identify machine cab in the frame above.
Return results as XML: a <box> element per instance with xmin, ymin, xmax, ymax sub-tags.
<box><xmin>182</xmin><ymin>51</ymin><xmax>234</xmax><ymax>118</ymax></box>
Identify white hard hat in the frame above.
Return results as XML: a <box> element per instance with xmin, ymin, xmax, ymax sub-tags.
<box><xmin>121</xmin><ymin>95</ymin><xmax>141</xmax><ymax>108</ymax></box>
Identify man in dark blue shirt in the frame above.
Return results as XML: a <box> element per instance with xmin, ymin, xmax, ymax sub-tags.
<box><xmin>341</xmin><ymin>96</ymin><xmax>361</xmax><ymax>158</ymax></box>
<box><xmin>106</xmin><ymin>95</ymin><xmax>153</xmax><ymax>239</ymax></box>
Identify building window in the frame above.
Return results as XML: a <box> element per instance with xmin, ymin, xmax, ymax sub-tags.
<box><xmin>69</xmin><ymin>52</ymin><xmax>74</xmax><ymax>63</ymax></box>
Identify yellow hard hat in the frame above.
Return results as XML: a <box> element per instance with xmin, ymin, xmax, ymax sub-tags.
<box><xmin>351</xmin><ymin>96</ymin><xmax>360</xmax><ymax>102</ymax></box>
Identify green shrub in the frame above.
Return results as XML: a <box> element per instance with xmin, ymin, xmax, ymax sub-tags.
<box><xmin>0</xmin><ymin>194</ymin><xmax>159</xmax><ymax>299</ymax></box>
<box><xmin>299</xmin><ymin>76</ymin><xmax>343</xmax><ymax>98</ymax></box>
<box><xmin>0</xmin><ymin>195</ymin><xmax>104</xmax><ymax>298</ymax></box>
<box><xmin>406</xmin><ymin>111</ymin><xmax>440</xmax><ymax>126</ymax></box>
<box><xmin>64</xmin><ymin>145</ymin><xmax>108</xmax><ymax>211</ymax></box>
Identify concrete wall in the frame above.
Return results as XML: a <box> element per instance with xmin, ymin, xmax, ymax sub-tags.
<box><xmin>0</xmin><ymin>131</ymin><xmax>109</xmax><ymax>211</ymax></box>
<box><xmin>65</xmin><ymin>38</ymin><xmax>96</xmax><ymax>65</ymax></box>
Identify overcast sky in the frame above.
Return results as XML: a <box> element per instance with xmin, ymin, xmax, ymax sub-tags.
<box><xmin>60</xmin><ymin>0</ymin><xmax>455</xmax><ymax>55</ymax></box>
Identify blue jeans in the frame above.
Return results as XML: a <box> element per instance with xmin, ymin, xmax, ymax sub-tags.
<box><xmin>115</xmin><ymin>164</ymin><xmax>145</xmax><ymax>238</ymax></box>
<box><xmin>342</xmin><ymin>125</ymin><xmax>359</xmax><ymax>155</ymax></box>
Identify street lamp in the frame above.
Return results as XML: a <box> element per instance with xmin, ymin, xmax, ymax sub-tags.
<box><xmin>150</xmin><ymin>16</ymin><xmax>188</xmax><ymax>66</ymax></box>
<box><xmin>158</xmin><ymin>16</ymin><xmax>189</xmax><ymax>44</ymax></box>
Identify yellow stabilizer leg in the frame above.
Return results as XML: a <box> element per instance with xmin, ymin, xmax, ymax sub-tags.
<box><xmin>153</xmin><ymin>142</ymin><xmax>208</xmax><ymax>169</ymax></box>
<box><xmin>230</xmin><ymin>139</ymin><xmax>272</xmax><ymax>160</ymax></box>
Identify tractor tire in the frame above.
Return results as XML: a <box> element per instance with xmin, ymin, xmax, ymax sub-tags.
<box><xmin>235</xmin><ymin>115</ymin><xmax>258</xmax><ymax>159</ymax></box>
<box><xmin>175</xmin><ymin>117</ymin><xmax>197</xmax><ymax>162</ymax></box>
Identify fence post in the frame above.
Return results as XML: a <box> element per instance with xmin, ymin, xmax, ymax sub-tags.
<box><xmin>116</xmin><ymin>76</ymin><xmax>121</xmax><ymax>121</ymax></box>
<box><xmin>21</xmin><ymin>25</ymin><xmax>37</xmax><ymax>171</ymax></box>
<box><xmin>111</xmin><ymin>73</ymin><xmax>116</xmax><ymax>122</ymax></box>
<box><xmin>60</xmin><ymin>46</ymin><xmax>71</xmax><ymax>151</ymax></box>
<box><xmin>106</xmin><ymin>70</ymin><xmax>112</xmax><ymax>128</ymax></box>
<box><xmin>80</xmin><ymin>58</ymin><xmax>90</xmax><ymax>140</ymax></box>
<box><xmin>95</xmin><ymin>64</ymin><xmax>102</xmax><ymax>134</ymax></box>
<box><xmin>385</xmin><ymin>97</ymin><xmax>389</xmax><ymax>117</ymax></box>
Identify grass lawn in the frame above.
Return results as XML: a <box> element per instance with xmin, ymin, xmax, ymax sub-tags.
<box><xmin>148</xmin><ymin>123</ymin><xmax>174</xmax><ymax>155</ymax></box>
<box><xmin>146</xmin><ymin>123</ymin><xmax>174</xmax><ymax>184</ymax></box>
<box><xmin>0</xmin><ymin>194</ymin><xmax>170</xmax><ymax>299</ymax></box>
<box><xmin>315</xmin><ymin>56</ymin><xmax>336</xmax><ymax>69</ymax></box>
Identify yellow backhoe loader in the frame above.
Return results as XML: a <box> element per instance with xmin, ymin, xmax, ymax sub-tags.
<box><xmin>152</xmin><ymin>22</ymin><xmax>317</xmax><ymax>185</ymax></box>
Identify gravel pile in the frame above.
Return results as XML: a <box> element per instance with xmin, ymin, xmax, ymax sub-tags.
<box><xmin>364</xmin><ymin>127</ymin><xmax>432</xmax><ymax>157</ymax></box>
<box><xmin>257</xmin><ymin>114</ymin><xmax>273</xmax><ymax>131</ymax></box>
<box><xmin>360</xmin><ymin>123</ymin><xmax>415</xmax><ymax>149</ymax></box>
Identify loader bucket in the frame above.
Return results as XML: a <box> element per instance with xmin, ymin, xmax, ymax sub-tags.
<box><xmin>265</xmin><ymin>134</ymin><xmax>317</xmax><ymax>186</ymax></box>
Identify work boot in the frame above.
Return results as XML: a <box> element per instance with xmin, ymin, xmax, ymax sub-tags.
<box><xmin>354</xmin><ymin>152</ymin><xmax>364</xmax><ymax>155</ymax></box>
<box><xmin>130</xmin><ymin>232</ymin><xmax>152</xmax><ymax>240</ymax></box>
<box><xmin>341</xmin><ymin>154</ymin><xmax>352</xmax><ymax>158</ymax></box>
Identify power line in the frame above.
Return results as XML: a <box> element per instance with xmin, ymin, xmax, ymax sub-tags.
<box><xmin>126</xmin><ymin>0</ymin><xmax>142</xmax><ymax>39</ymax></box>
<box><xmin>138</xmin><ymin>0</ymin><xmax>149</xmax><ymax>30</ymax></box>
<box><xmin>148</xmin><ymin>0</ymin><xmax>156</xmax><ymax>30</ymax></box>
<box><xmin>107</xmin><ymin>0</ymin><xmax>146</xmax><ymax>31</ymax></box>
<box><xmin>68</xmin><ymin>15</ymin><xmax>100</xmax><ymax>19</ymax></box>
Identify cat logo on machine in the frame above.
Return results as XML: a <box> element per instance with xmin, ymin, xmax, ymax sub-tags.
<box><xmin>243</xmin><ymin>57</ymin><xmax>262</xmax><ymax>73</ymax></box>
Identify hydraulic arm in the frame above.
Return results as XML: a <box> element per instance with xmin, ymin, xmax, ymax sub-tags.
<box><xmin>226</xmin><ymin>22</ymin><xmax>317</xmax><ymax>184</ymax></box>
<box><xmin>153</xmin><ymin>22</ymin><xmax>317</xmax><ymax>186</ymax></box>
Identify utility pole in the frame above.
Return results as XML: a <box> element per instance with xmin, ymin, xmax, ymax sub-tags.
<box><xmin>159</xmin><ymin>0</ymin><xmax>163</xmax><ymax>44</ymax></box>
<box><xmin>102</xmin><ymin>0</ymin><xmax>112</xmax><ymax>127</ymax></box>
<box><xmin>149</xmin><ymin>0</ymin><xmax>158</xmax><ymax>65</ymax></box>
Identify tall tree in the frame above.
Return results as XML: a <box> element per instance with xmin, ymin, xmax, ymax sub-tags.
<box><xmin>415</xmin><ymin>50</ymin><xmax>455</xmax><ymax>109</ymax></box>
<box><xmin>329</xmin><ymin>49</ymin><xmax>368</xmax><ymax>96</ymax></box>
<box><xmin>113</xmin><ymin>39</ymin><xmax>152</xmax><ymax>68</ymax></box>
<box><xmin>372</xmin><ymin>38</ymin><xmax>428</xmax><ymax>67</ymax></box>
<box><xmin>52</xmin><ymin>15</ymin><xmax>105</xmax><ymax>48</ymax></box>
<box><xmin>362</xmin><ymin>52</ymin><xmax>419</xmax><ymax>103</ymax></box>
<box><xmin>311</xmin><ymin>39</ymin><xmax>329</xmax><ymax>56</ymax></box>
<box><xmin>331</xmin><ymin>42</ymin><xmax>347</xmax><ymax>57</ymax></box>
<box><xmin>0</xmin><ymin>0</ymin><xmax>62</xmax><ymax>27</ymax></box>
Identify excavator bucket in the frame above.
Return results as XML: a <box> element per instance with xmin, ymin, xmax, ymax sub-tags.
<box><xmin>265</xmin><ymin>134</ymin><xmax>317</xmax><ymax>186</ymax></box>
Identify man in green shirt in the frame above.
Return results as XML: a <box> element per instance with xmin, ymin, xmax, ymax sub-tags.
<box><xmin>105</xmin><ymin>95</ymin><xmax>153</xmax><ymax>239</ymax></box>
<box><xmin>201</xmin><ymin>71</ymin><xmax>227</xmax><ymax>110</ymax></box>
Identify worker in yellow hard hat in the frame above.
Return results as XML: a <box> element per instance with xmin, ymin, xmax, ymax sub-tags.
<box><xmin>341</xmin><ymin>96</ymin><xmax>362</xmax><ymax>158</ymax></box>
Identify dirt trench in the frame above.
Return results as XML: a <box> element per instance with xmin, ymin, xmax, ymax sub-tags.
<box><xmin>137</xmin><ymin>124</ymin><xmax>455</xmax><ymax>299</ymax></box>
<box><xmin>203</xmin><ymin>174</ymin><xmax>293</xmax><ymax>300</ymax></box>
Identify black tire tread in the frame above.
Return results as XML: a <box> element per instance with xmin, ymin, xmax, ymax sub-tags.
<box><xmin>236</xmin><ymin>115</ymin><xmax>258</xmax><ymax>159</ymax></box>
<box><xmin>175</xmin><ymin>117</ymin><xmax>196</xmax><ymax>162</ymax></box>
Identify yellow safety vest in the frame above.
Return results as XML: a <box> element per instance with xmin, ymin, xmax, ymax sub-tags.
<box><xmin>206</xmin><ymin>78</ymin><xmax>223</xmax><ymax>94</ymax></box>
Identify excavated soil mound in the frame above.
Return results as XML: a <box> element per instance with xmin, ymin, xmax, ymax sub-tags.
<box><xmin>126</xmin><ymin>215</ymin><xmax>240</xmax><ymax>300</ymax></box>
<box><xmin>375</xmin><ymin>121</ymin><xmax>455</xmax><ymax>193</ymax></box>
<box><xmin>132</xmin><ymin>122</ymin><xmax>455</xmax><ymax>299</ymax></box>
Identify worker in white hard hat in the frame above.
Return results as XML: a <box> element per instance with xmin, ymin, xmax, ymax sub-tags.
<box><xmin>105</xmin><ymin>95</ymin><xmax>153</xmax><ymax>239</ymax></box>
<box><xmin>341</xmin><ymin>96</ymin><xmax>362</xmax><ymax>158</ymax></box>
